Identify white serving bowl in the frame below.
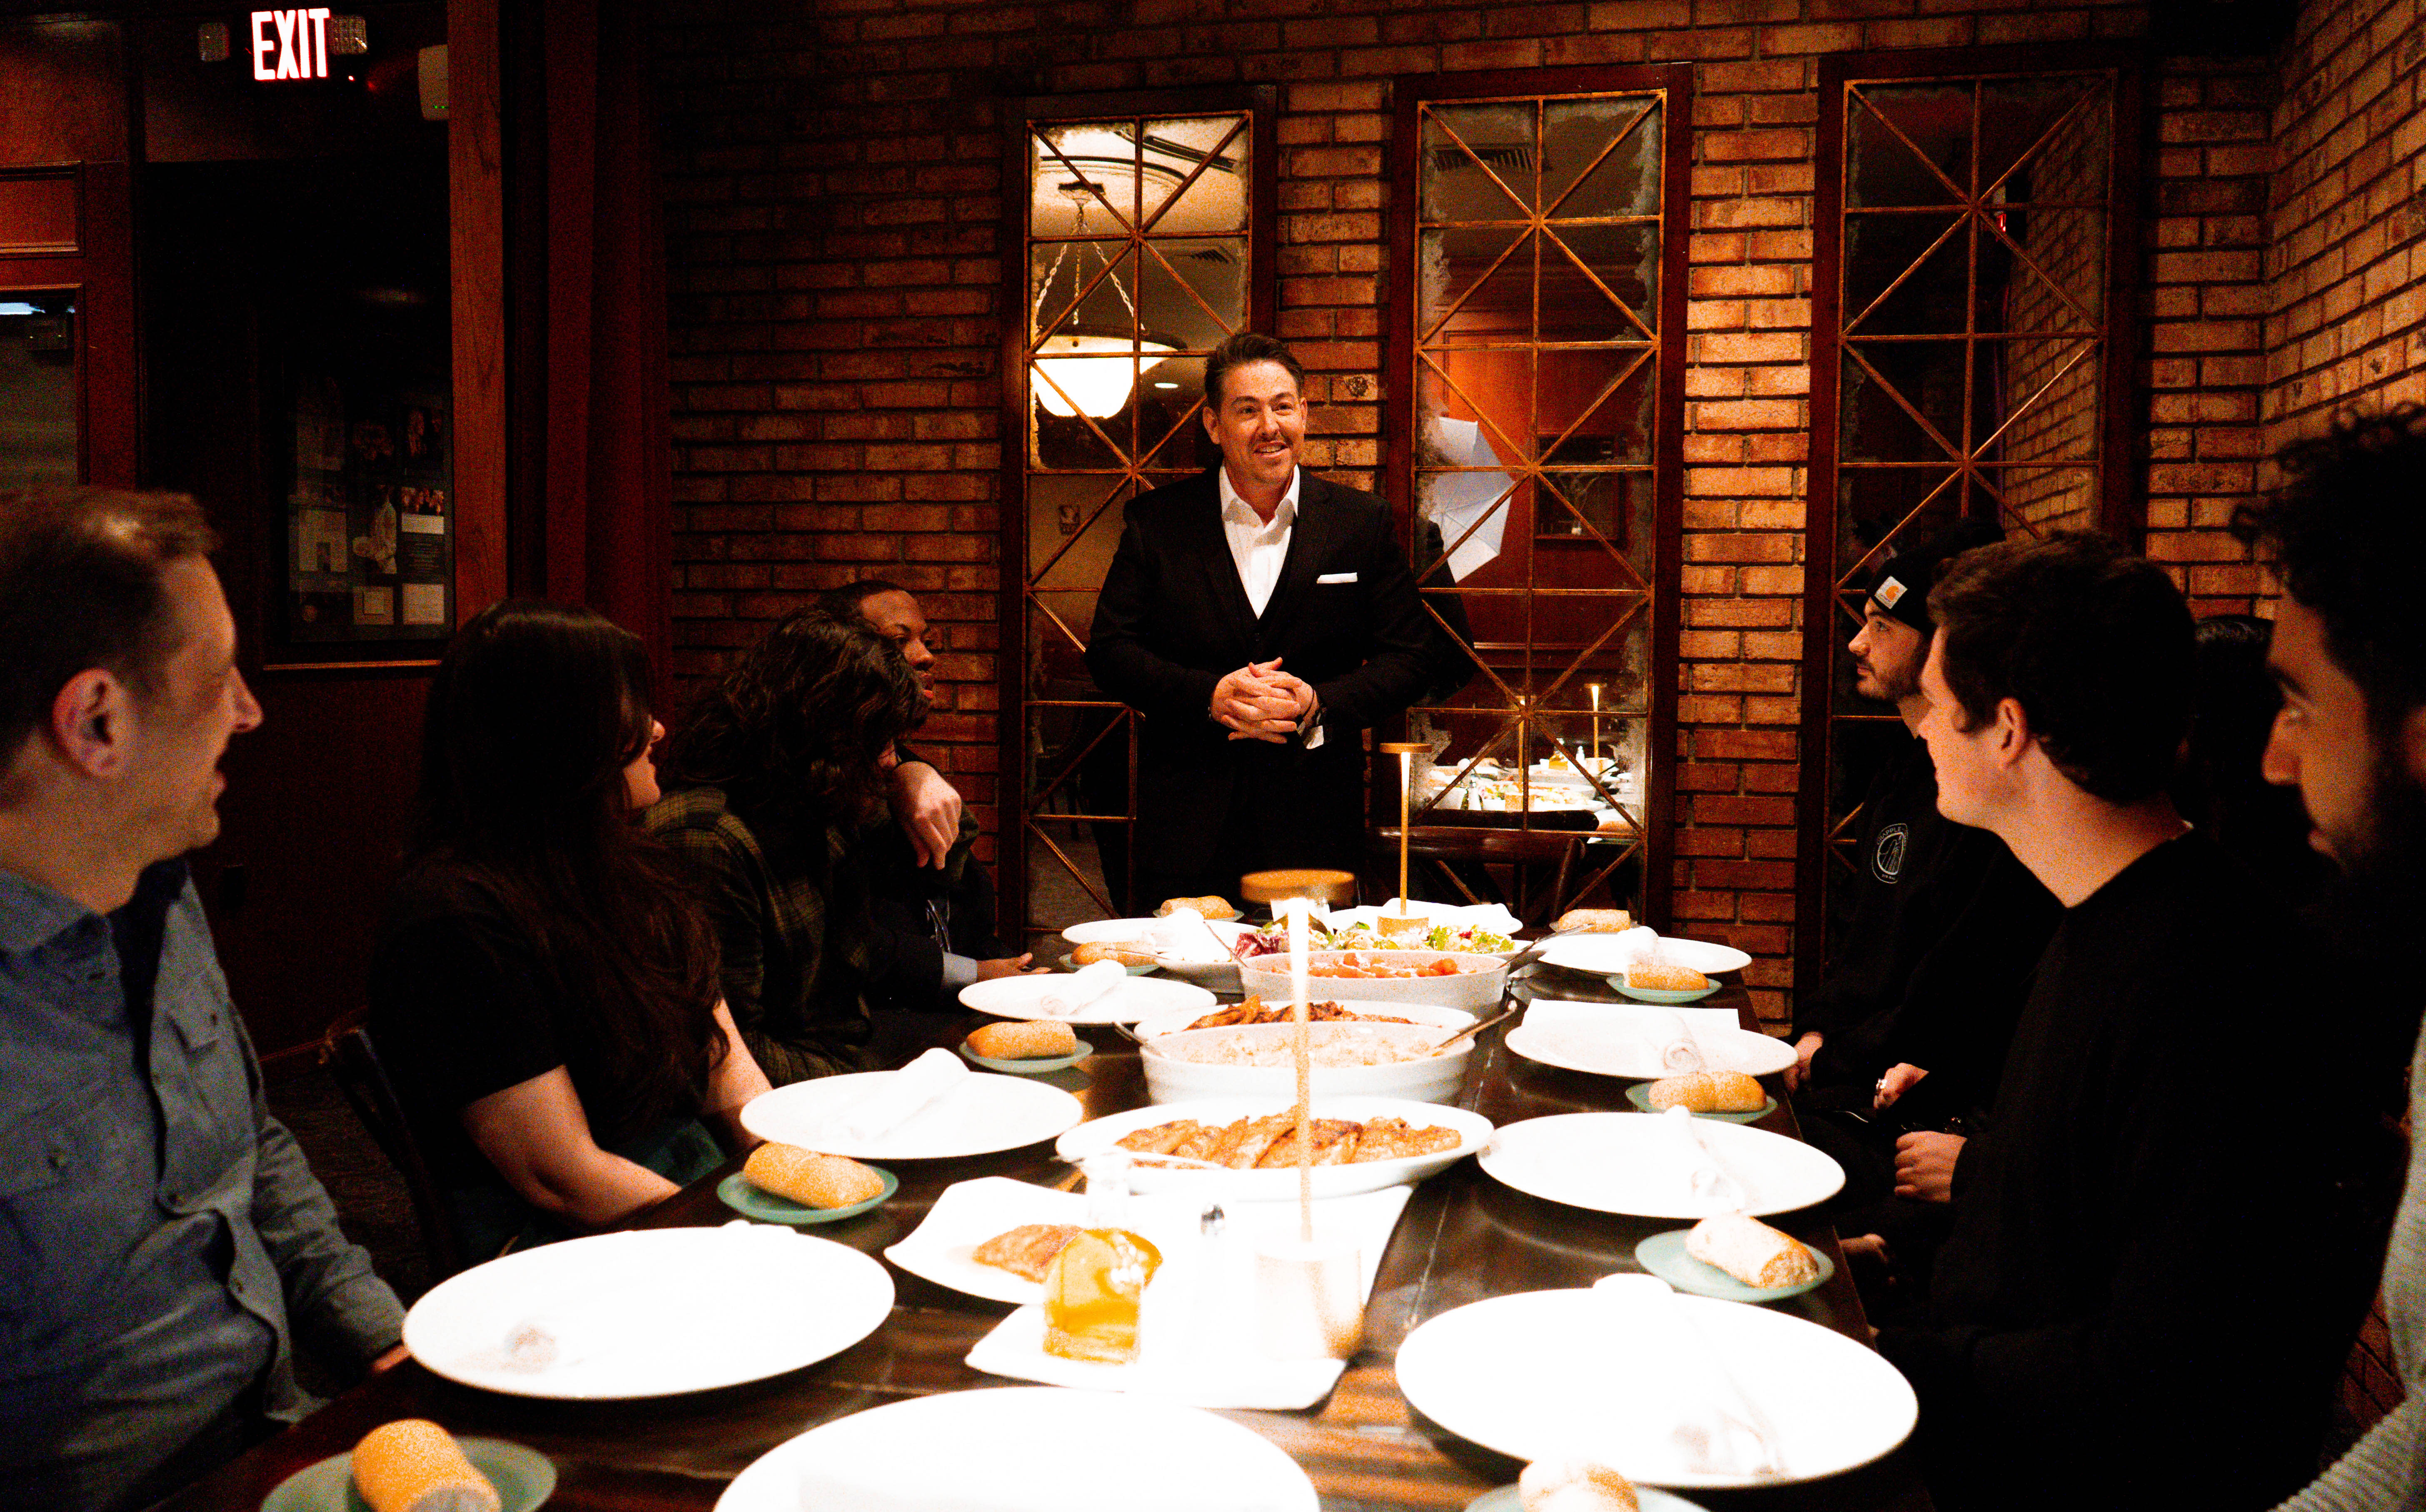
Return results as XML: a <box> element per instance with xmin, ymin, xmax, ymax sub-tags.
<box><xmin>1055</xmin><ymin>1095</ymin><xmax>1495</xmax><ymax>1200</ymax></box>
<box><xmin>1238</xmin><ymin>951</ymin><xmax>1509</xmax><ymax>1013</ymax></box>
<box><xmin>1128</xmin><ymin>998</ymin><xmax>1477</xmax><ymax>1041</ymax></box>
<box><xmin>1139</xmin><ymin>1020</ymin><xmax>1472</xmax><ymax>1105</ymax></box>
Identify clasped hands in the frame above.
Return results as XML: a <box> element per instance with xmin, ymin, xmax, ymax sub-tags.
<box><xmin>1211</xmin><ymin>658</ymin><xmax>1316</xmax><ymax>743</ymax></box>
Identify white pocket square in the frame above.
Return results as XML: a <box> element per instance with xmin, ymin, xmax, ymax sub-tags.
<box><xmin>1316</xmin><ymin>571</ymin><xmax>1358</xmax><ymax>584</ymax></box>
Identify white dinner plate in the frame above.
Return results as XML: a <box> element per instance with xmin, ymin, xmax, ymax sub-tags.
<box><xmin>715</xmin><ymin>1387</ymin><xmax>1317</xmax><ymax>1511</ymax></box>
<box><xmin>403</xmin><ymin>1226</ymin><xmax>893</xmax><ymax>1400</ymax></box>
<box><xmin>1128</xmin><ymin>998</ymin><xmax>1475</xmax><ymax>1040</ymax></box>
<box><xmin>1466</xmin><ymin>1485</ymin><xmax>1705</xmax><ymax>1512</ymax></box>
<box><xmin>959</xmin><ymin>972</ymin><xmax>1216</xmax><ymax>1025</ymax></box>
<box><xmin>1063</xmin><ymin>916</ymin><xmax>1249</xmax><ymax>947</ymax></box>
<box><xmin>741</xmin><ymin>1070</ymin><xmax>1083</xmax><ymax>1159</ymax></box>
<box><xmin>1056</xmin><ymin>1095</ymin><xmax>1493</xmax><ymax>1201</ymax></box>
<box><xmin>1505</xmin><ymin>1019</ymin><xmax>1797</xmax><ymax>1080</ymax></box>
<box><xmin>1480</xmin><ymin>1112</ymin><xmax>1843</xmax><ymax>1219</ymax></box>
<box><xmin>1536</xmin><ymin>933</ymin><xmax>1754</xmax><ymax>976</ymax></box>
<box><xmin>1398</xmin><ymin>1288</ymin><xmax>1915</xmax><ymax>1488</ymax></box>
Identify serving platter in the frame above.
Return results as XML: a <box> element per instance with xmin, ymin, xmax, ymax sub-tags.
<box><xmin>1054</xmin><ymin>1095</ymin><xmax>1493</xmax><ymax>1201</ymax></box>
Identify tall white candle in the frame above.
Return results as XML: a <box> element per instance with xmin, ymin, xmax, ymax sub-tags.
<box><xmin>1286</xmin><ymin>894</ymin><xmax>1313</xmax><ymax>1240</ymax></box>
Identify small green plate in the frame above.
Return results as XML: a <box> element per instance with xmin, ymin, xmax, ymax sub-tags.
<box><xmin>1623</xmin><ymin>1082</ymin><xmax>1778</xmax><ymax>1124</ymax></box>
<box><xmin>1634</xmin><ymin>1228</ymin><xmax>1834</xmax><ymax>1303</ymax></box>
<box><xmin>716</xmin><ymin>1165</ymin><xmax>898</xmax><ymax>1225</ymax></box>
<box><xmin>260</xmin><ymin>1437</ymin><xmax>555</xmax><ymax>1512</ymax></box>
<box><xmin>1607</xmin><ymin>976</ymin><xmax>1723</xmax><ymax>1003</ymax></box>
<box><xmin>958</xmin><ymin>1038</ymin><xmax>1094</xmax><ymax>1075</ymax></box>
<box><xmin>1055</xmin><ymin>953</ymin><xmax>1158</xmax><ymax>975</ymax></box>
<box><xmin>1467</xmin><ymin>1482</ymin><xmax>1707</xmax><ymax>1511</ymax></box>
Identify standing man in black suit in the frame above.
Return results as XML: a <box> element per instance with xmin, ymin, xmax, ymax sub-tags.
<box><xmin>1086</xmin><ymin>332</ymin><xmax>1435</xmax><ymax>912</ymax></box>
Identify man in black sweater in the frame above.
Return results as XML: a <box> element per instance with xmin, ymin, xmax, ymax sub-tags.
<box><xmin>1874</xmin><ymin>533</ymin><xmax>2382</xmax><ymax>1511</ymax></box>
<box><xmin>1789</xmin><ymin>521</ymin><xmax>2059</xmax><ymax>1233</ymax></box>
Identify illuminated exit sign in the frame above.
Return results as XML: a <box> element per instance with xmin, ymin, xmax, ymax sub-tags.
<box><xmin>251</xmin><ymin>8</ymin><xmax>332</xmax><ymax>80</ymax></box>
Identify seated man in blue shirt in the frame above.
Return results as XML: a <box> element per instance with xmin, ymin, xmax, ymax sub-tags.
<box><xmin>0</xmin><ymin>489</ymin><xmax>404</xmax><ymax>1512</ymax></box>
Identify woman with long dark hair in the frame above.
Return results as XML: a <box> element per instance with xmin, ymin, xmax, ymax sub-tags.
<box><xmin>369</xmin><ymin>601</ymin><xmax>770</xmax><ymax>1261</ymax></box>
<box><xmin>647</xmin><ymin>611</ymin><xmax>935</xmax><ymax>1083</ymax></box>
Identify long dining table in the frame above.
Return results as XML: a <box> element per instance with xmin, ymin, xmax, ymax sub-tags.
<box><xmin>165</xmin><ymin>966</ymin><xmax>1932</xmax><ymax>1512</ymax></box>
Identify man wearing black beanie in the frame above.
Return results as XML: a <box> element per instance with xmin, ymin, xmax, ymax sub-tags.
<box><xmin>1789</xmin><ymin>517</ymin><xmax>2062</xmax><ymax>1283</ymax></box>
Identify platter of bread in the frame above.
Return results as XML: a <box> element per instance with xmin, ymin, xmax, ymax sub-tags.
<box><xmin>1056</xmin><ymin>1095</ymin><xmax>1493</xmax><ymax>1200</ymax></box>
<box><xmin>402</xmin><ymin>1226</ymin><xmax>895</xmax><ymax>1400</ymax></box>
<box><xmin>714</xmin><ymin>1388</ymin><xmax>1317</xmax><ymax>1511</ymax></box>
<box><xmin>1395</xmin><ymin>1285</ymin><xmax>1917</xmax><ymax>1487</ymax></box>
<box><xmin>1480</xmin><ymin>1112</ymin><xmax>1844</xmax><ymax>1219</ymax></box>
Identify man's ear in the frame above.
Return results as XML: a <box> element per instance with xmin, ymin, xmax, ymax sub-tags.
<box><xmin>49</xmin><ymin>669</ymin><xmax>137</xmax><ymax>781</ymax></box>
<box><xmin>1991</xmin><ymin>696</ymin><xmax>2034</xmax><ymax>767</ymax></box>
<box><xmin>2401</xmin><ymin>704</ymin><xmax>2426</xmax><ymax>790</ymax></box>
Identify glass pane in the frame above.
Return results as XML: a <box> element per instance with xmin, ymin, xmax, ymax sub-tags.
<box><xmin>1836</xmin><ymin>467</ymin><xmax>1960</xmax><ymax>578</ymax></box>
<box><xmin>1543</xmin><ymin>96</ymin><xmax>1657</xmax><ymax>217</ymax></box>
<box><xmin>1420</xmin><ymin>226</ymin><xmax>1532</xmax><ymax>344</ymax></box>
<box><xmin>1033</xmin><ymin>244</ymin><xmax>1146</xmax><ymax>346</ymax></box>
<box><xmin>1993</xmin><ymin>202</ymin><xmax>2105</xmax><ymax>329</ymax></box>
<box><xmin>1543</xmin><ymin>222</ymin><xmax>1657</xmax><ymax>338</ymax></box>
<box><xmin>1537</xmin><ymin>348</ymin><xmax>1654</xmax><ymax>461</ymax></box>
<box><xmin>1979</xmin><ymin>76</ymin><xmax>2106</xmax><ymax>197</ymax></box>
<box><xmin>1842</xmin><ymin>213</ymin><xmax>1965</xmax><ymax>335</ymax></box>
<box><xmin>1135</xmin><ymin>238</ymin><xmax>1244</xmax><ymax>349</ymax></box>
<box><xmin>1420</xmin><ymin>353</ymin><xmax>1533</xmax><ymax>467</ymax></box>
<box><xmin>1984</xmin><ymin>464</ymin><xmax>2099</xmax><ymax>537</ymax></box>
<box><xmin>1024</xmin><ymin>811</ymin><xmax>1124</xmax><ymax>926</ymax></box>
<box><xmin>1846</xmin><ymin>82</ymin><xmax>1970</xmax><ymax>207</ymax></box>
<box><xmin>1030</xmin><ymin>363</ymin><xmax>1135</xmax><ymax>466</ymax></box>
<box><xmin>1422</xmin><ymin>102</ymin><xmax>1534</xmax><ymax>220</ymax></box>
<box><xmin>1986</xmin><ymin>335</ymin><xmax>2101</xmax><ymax>464</ymax></box>
<box><xmin>1032</xmin><ymin>123</ymin><xmax>1139</xmax><ymax>232</ymax></box>
<box><xmin>1538</xmin><ymin>471</ymin><xmax>1654</xmax><ymax>577</ymax></box>
<box><xmin>1027</xmin><ymin>588</ymin><xmax>1104</xmax><ymax>686</ymax></box>
<box><xmin>0</xmin><ymin>293</ymin><xmax>77</xmax><ymax>488</ymax></box>
<box><xmin>1139</xmin><ymin>115</ymin><xmax>1249</xmax><ymax>234</ymax></box>
<box><xmin>1028</xmin><ymin>475</ymin><xmax>1131</xmax><ymax>594</ymax></box>
<box><xmin>1841</xmin><ymin>339</ymin><xmax>1967</xmax><ymax>462</ymax></box>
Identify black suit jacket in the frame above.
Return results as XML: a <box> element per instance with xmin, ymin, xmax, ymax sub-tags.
<box><xmin>1085</xmin><ymin>468</ymin><xmax>1434</xmax><ymax>874</ymax></box>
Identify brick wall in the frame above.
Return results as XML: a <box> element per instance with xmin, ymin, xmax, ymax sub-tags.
<box><xmin>654</xmin><ymin>0</ymin><xmax>2301</xmax><ymax>1025</ymax></box>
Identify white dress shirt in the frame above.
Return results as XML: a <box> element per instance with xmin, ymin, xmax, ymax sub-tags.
<box><xmin>1218</xmin><ymin>464</ymin><xmax>1300</xmax><ymax>616</ymax></box>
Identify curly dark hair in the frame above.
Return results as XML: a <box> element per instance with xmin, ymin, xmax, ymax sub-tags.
<box><xmin>2230</xmin><ymin>404</ymin><xmax>2426</xmax><ymax>743</ymax></box>
<box><xmin>1203</xmin><ymin>330</ymin><xmax>1306</xmax><ymax>409</ymax></box>
<box><xmin>662</xmin><ymin>611</ymin><xmax>924</xmax><ymax>847</ymax></box>
<box><xmin>1927</xmin><ymin>531</ymin><xmax>2194</xmax><ymax>803</ymax></box>
<box><xmin>412</xmin><ymin>600</ymin><xmax>724</xmax><ymax>1130</ymax></box>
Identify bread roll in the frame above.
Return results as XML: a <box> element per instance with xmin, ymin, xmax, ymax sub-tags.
<box><xmin>1552</xmin><ymin>908</ymin><xmax>1634</xmax><ymax>933</ymax></box>
<box><xmin>352</xmin><ymin>1420</ymin><xmax>501</xmax><ymax>1512</ymax></box>
<box><xmin>1685</xmin><ymin>1212</ymin><xmax>1820</xmax><ymax>1289</ymax></box>
<box><xmin>1625</xmin><ymin>961</ymin><xmax>1708</xmax><ymax>991</ymax></box>
<box><xmin>971</xmin><ymin>1223</ymin><xmax>1082</xmax><ymax>1282</ymax></box>
<box><xmin>1519</xmin><ymin>1457</ymin><xmax>1638</xmax><ymax>1512</ymax></box>
<box><xmin>1645</xmin><ymin>1070</ymin><xmax>1766</xmax><ymax>1113</ymax></box>
<box><xmin>1155</xmin><ymin>895</ymin><xmax>1240</xmax><ymax>921</ymax></box>
<box><xmin>743</xmin><ymin>1143</ymin><xmax>885</xmax><ymax>1209</ymax></box>
<box><xmin>966</xmin><ymin>1020</ymin><xmax>1079</xmax><ymax>1059</ymax></box>
<box><xmin>1071</xmin><ymin>941</ymin><xmax>1153</xmax><ymax>967</ymax></box>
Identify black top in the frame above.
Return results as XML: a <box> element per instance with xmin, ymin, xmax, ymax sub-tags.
<box><xmin>367</xmin><ymin>859</ymin><xmax>710</xmax><ymax>1188</ymax></box>
<box><xmin>1800</xmin><ymin>735</ymin><xmax>2061</xmax><ymax>1114</ymax></box>
<box><xmin>1877</xmin><ymin>832</ymin><xmax>2386</xmax><ymax>1510</ymax></box>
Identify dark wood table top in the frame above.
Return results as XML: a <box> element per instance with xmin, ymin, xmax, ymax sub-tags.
<box><xmin>164</xmin><ymin>970</ymin><xmax>1929</xmax><ymax>1512</ymax></box>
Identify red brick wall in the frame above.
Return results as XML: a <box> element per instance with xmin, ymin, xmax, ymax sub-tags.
<box><xmin>656</xmin><ymin>0</ymin><xmax>2291</xmax><ymax>1025</ymax></box>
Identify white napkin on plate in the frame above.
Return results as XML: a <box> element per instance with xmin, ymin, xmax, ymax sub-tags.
<box><xmin>1654</xmin><ymin>1105</ymin><xmax>1746</xmax><ymax>1209</ymax></box>
<box><xmin>1149</xmin><ymin>908</ymin><xmax>1229</xmax><ymax>964</ymax></box>
<box><xmin>1586</xmin><ymin>1274</ymin><xmax>1787</xmax><ymax>1478</ymax></box>
<box><xmin>831</xmin><ymin>1047</ymin><xmax>968</xmax><ymax>1143</ymax></box>
<box><xmin>1034</xmin><ymin>960</ymin><xmax>1128</xmax><ymax>1017</ymax></box>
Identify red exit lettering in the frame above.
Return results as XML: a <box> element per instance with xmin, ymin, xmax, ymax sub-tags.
<box><xmin>251</xmin><ymin>9</ymin><xmax>332</xmax><ymax>81</ymax></box>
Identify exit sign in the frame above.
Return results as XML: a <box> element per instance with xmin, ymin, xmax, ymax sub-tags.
<box><xmin>251</xmin><ymin>8</ymin><xmax>332</xmax><ymax>80</ymax></box>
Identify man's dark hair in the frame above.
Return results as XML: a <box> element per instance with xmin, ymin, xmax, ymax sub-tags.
<box><xmin>662</xmin><ymin>611</ymin><xmax>923</xmax><ymax>846</ymax></box>
<box><xmin>1927</xmin><ymin>531</ymin><xmax>2194</xmax><ymax>803</ymax></box>
<box><xmin>815</xmin><ymin>578</ymin><xmax>912</xmax><ymax>623</ymax></box>
<box><xmin>0</xmin><ymin>488</ymin><xmax>219</xmax><ymax>770</ymax></box>
<box><xmin>1203</xmin><ymin>331</ymin><xmax>1306</xmax><ymax>409</ymax></box>
<box><xmin>2230</xmin><ymin>404</ymin><xmax>2426</xmax><ymax>741</ymax></box>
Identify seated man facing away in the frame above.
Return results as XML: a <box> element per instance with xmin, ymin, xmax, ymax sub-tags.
<box><xmin>0</xmin><ymin>489</ymin><xmax>403</xmax><ymax>1512</ymax></box>
<box><xmin>1873</xmin><ymin>532</ymin><xmax>2385</xmax><ymax>1511</ymax></box>
<box><xmin>1788</xmin><ymin>521</ymin><xmax>2059</xmax><ymax>1273</ymax></box>
<box><xmin>2235</xmin><ymin>406</ymin><xmax>2426</xmax><ymax>1511</ymax></box>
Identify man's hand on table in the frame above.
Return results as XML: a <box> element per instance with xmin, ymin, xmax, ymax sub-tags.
<box><xmin>1784</xmin><ymin>1030</ymin><xmax>1824</xmax><ymax>1091</ymax></box>
<box><xmin>978</xmin><ymin>953</ymin><xmax>1047</xmax><ymax>980</ymax></box>
<box><xmin>1893</xmin><ymin>1130</ymin><xmax>1965</xmax><ymax>1203</ymax></box>
<box><xmin>369</xmin><ymin>1343</ymin><xmax>410</xmax><ymax>1373</ymax></box>
<box><xmin>889</xmin><ymin>759</ymin><xmax>963</xmax><ymax>868</ymax></box>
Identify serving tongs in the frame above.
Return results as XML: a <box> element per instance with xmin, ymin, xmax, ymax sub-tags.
<box><xmin>1428</xmin><ymin>1003</ymin><xmax>1518</xmax><ymax>1055</ymax></box>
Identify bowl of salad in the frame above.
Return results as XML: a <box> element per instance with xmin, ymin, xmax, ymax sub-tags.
<box><xmin>1237</xmin><ymin>950</ymin><xmax>1510</xmax><ymax>1012</ymax></box>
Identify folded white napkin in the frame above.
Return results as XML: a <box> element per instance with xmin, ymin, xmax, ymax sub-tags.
<box><xmin>832</xmin><ymin>1047</ymin><xmax>968</xmax><ymax>1143</ymax></box>
<box><xmin>1587</xmin><ymin>1274</ymin><xmax>1787</xmax><ymax>1478</ymax></box>
<box><xmin>1517</xmin><ymin>1001</ymin><xmax>1739</xmax><ymax>1072</ymax></box>
<box><xmin>1652</xmin><ymin>1008</ymin><xmax>1705</xmax><ymax>1073</ymax></box>
<box><xmin>1034</xmin><ymin>960</ymin><xmax>1128</xmax><ymax>1018</ymax></box>
<box><xmin>1149</xmin><ymin>908</ymin><xmax>1229</xmax><ymax>964</ymax></box>
<box><xmin>1655</xmin><ymin>1106</ymin><xmax>1746</xmax><ymax>1208</ymax></box>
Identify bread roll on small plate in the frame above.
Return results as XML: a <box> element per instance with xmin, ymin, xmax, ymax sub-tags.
<box><xmin>1633</xmin><ymin>1218</ymin><xmax>1834</xmax><ymax>1302</ymax></box>
<box><xmin>258</xmin><ymin>1425</ymin><xmax>555</xmax><ymax>1512</ymax></box>
<box><xmin>719</xmin><ymin>1145</ymin><xmax>898</xmax><ymax>1225</ymax></box>
<box><xmin>1551</xmin><ymin>908</ymin><xmax>1634</xmax><ymax>933</ymax></box>
<box><xmin>1624</xmin><ymin>1076</ymin><xmax>1775</xmax><ymax>1124</ymax></box>
<box><xmin>959</xmin><ymin>1020</ymin><xmax>1093</xmax><ymax>1075</ymax></box>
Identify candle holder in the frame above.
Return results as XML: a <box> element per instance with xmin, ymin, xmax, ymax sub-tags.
<box><xmin>1376</xmin><ymin>741</ymin><xmax>1428</xmax><ymax>925</ymax></box>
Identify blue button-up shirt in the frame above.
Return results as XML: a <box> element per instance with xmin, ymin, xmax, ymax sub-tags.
<box><xmin>0</xmin><ymin>860</ymin><xmax>404</xmax><ymax>1512</ymax></box>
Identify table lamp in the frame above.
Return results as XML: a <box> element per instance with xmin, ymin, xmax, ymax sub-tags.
<box><xmin>1376</xmin><ymin>741</ymin><xmax>1428</xmax><ymax>927</ymax></box>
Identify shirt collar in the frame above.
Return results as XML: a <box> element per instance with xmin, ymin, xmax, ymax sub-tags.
<box><xmin>0</xmin><ymin>856</ymin><xmax>190</xmax><ymax>957</ymax></box>
<box><xmin>1217</xmin><ymin>464</ymin><xmax>1300</xmax><ymax>531</ymax></box>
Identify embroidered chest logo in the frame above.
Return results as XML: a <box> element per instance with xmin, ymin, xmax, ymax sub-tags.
<box><xmin>1871</xmin><ymin>823</ymin><xmax>1910</xmax><ymax>884</ymax></box>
